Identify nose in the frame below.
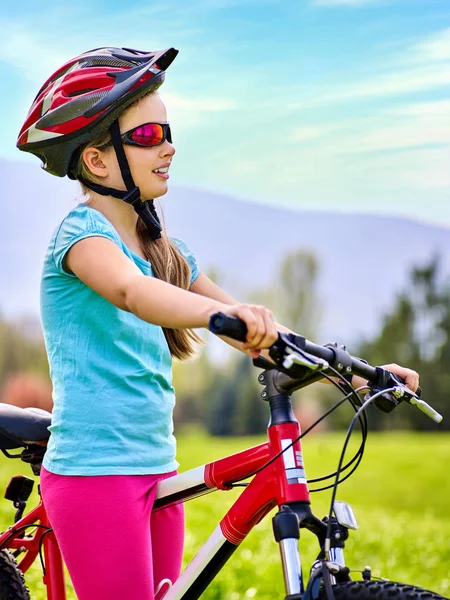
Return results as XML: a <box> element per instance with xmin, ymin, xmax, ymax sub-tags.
<box><xmin>160</xmin><ymin>139</ymin><xmax>176</xmax><ymax>158</ymax></box>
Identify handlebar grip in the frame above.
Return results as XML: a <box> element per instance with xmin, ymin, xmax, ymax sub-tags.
<box><xmin>209</xmin><ymin>313</ymin><xmax>248</xmax><ymax>342</ymax></box>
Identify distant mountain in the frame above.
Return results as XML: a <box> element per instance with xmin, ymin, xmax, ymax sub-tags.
<box><xmin>1</xmin><ymin>157</ymin><xmax>449</xmax><ymax>345</ymax></box>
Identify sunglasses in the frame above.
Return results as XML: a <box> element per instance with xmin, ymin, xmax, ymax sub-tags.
<box><xmin>100</xmin><ymin>122</ymin><xmax>172</xmax><ymax>149</ymax></box>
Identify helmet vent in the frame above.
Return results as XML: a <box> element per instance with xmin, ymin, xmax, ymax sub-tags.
<box><xmin>38</xmin><ymin>91</ymin><xmax>108</xmax><ymax>127</ymax></box>
<box><xmin>82</xmin><ymin>57</ymin><xmax>133</xmax><ymax>69</ymax></box>
<box><xmin>67</xmin><ymin>88</ymin><xmax>96</xmax><ymax>98</ymax></box>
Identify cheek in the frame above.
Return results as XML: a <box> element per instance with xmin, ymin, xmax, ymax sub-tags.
<box><xmin>128</xmin><ymin>150</ymin><xmax>167</xmax><ymax>194</ymax></box>
<box><xmin>126</xmin><ymin>147</ymin><xmax>159</xmax><ymax>173</ymax></box>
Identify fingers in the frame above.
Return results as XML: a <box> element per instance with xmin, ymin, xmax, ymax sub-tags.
<box><xmin>382</xmin><ymin>363</ymin><xmax>420</xmax><ymax>393</ymax></box>
<box><xmin>227</xmin><ymin>304</ymin><xmax>278</xmax><ymax>357</ymax></box>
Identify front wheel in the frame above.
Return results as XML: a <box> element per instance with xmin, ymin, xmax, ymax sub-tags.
<box><xmin>0</xmin><ymin>550</ymin><xmax>30</xmax><ymax>600</ymax></box>
<box><xmin>320</xmin><ymin>581</ymin><xmax>448</xmax><ymax>600</ymax></box>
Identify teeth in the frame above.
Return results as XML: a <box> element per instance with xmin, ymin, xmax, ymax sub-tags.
<box><xmin>153</xmin><ymin>167</ymin><xmax>168</xmax><ymax>173</ymax></box>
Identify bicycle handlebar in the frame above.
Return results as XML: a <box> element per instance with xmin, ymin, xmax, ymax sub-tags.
<box><xmin>209</xmin><ymin>313</ymin><xmax>443</xmax><ymax>423</ymax></box>
<box><xmin>209</xmin><ymin>312</ymin><xmax>376</xmax><ymax>379</ymax></box>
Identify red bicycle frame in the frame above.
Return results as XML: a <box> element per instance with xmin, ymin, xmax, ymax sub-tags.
<box><xmin>1</xmin><ymin>319</ymin><xmax>440</xmax><ymax>598</ymax></box>
<box><xmin>0</xmin><ymin>497</ymin><xmax>66</xmax><ymax>599</ymax></box>
<box><xmin>0</xmin><ymin>412</ymin><xmax>320</xmax><ymax>600</ymax></box>
<box><xmin>152</xmin><ymin>418</ymin><xmax>313</xmax><ymax>599</ymax></box>
<box><xmin>0</xmin><ymin>381</ymin><xmax>331</xmax><ymax>599</ymax></box>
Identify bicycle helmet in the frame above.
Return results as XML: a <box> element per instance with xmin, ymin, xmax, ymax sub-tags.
<box><xmin>17</xmin><ymin>46</ymin><xmax>179</xmax><ymax>238</ymax></box>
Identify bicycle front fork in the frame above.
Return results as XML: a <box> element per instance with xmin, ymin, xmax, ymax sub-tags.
<box><xmin>274</xmin><ymin>502</ymin><xmax>356</xmax><ymax>599</ymax></box>
<box><xmin>273</xmin><ymin>507</ymin><xmax>303</xmax><ymax>596</ymax></box>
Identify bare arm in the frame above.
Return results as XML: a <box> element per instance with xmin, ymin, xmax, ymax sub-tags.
<box><xmin>190</xmin><ymin>273</ymin><xmax>292</xmax><ymax>357</ymax></box>
<box><xmin>190</xmin><ymin>275</ymin><xmax>421</xmax><ymax>392</ymax></box>
<box><xmin>66</xmin><ymin>238</ymin><xmax>225</xmax><ymax>328</ymax></box>
<box><xmin>65</xmin><ymin>237</ymin><xmax>277</xmax><ymax>354</ymax></box>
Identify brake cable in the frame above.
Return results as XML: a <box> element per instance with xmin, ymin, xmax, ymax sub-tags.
<box><xmin>225</xmin><ymin>367</ymin><xmax>369</xmax><ymax>489</ymax></box>
<box><xmin>323</xmin><ymin>387</ymin><xmax>398</xmax><ymax>557</ymax></box>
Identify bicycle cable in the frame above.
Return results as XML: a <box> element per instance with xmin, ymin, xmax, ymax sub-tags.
<box><xmin>38</xmin><ymin>528</ymin><xmax>54</xmax><ymax>575</ymax></box>
<box><xmin>225</xmin><ymin>372</ymin><xmax>365</xmax><ymax>488</ymax></box>
<box><xmin>160</xmin><ymin>376</ymin><xmax>367</xmax><ymax>508</ymax></box>
<box><xmin>224</xmin><ymin>366</ymin><xmax>369</xmax><ymax>489</ymax></box>
<box><xmin>308</xmin><ymin>384</ymin><xmax>370</xmax><ymax>492</ymax></box>
<box><xmin>323</xmin><ymin>387</ymin><xmax>397</xmax><ymax>556</ymax></box>
<box><xmin>0</xmin><ymin>523</ymin><xmax>52</xmax><ymax>552</ymax></box>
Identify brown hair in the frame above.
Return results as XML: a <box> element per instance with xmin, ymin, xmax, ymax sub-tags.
<box><xmin>76</xmin><ymin>116</ymin><xmax>203</xmax><ymax>361</ymax></box>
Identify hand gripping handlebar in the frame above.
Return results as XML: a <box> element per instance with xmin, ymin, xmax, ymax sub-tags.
<box><xmin>209</xmin><ymin>312</ymin><xmax>443</xmax><ymax>423</ymax></box>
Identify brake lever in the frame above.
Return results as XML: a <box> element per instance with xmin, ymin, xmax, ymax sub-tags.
<box><xmin>407</xmin><ymin>396</ymin><xmax>443</xmax><ymax>423</ymax></box>
<box><xmin>268</xmin><ymin>333</ymin><xmax>329</xmax><ymax>372</ymax></box>
<box><xmin>367</xmin><ymin>368</ymin><xmax>443</xmax><ymax>423</ymax></box>
<box><xmin>282</xmin><ymin>348</ymin><xmax>329</xmax><ymax>371</ymax></box>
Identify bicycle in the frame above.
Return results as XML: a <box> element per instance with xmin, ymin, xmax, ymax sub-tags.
<box><xmin>0</xmin><ymin>312</ymin><xmax>447</xmax><ymax>600</ymax></box>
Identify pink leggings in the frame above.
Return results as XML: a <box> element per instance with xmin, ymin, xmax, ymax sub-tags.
<box><xmin>40</xmin><ymin>466</ymin><xmax>184</xmax><ymax>600</ymax></box>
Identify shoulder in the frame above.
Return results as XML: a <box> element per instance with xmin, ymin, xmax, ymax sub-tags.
<box><xmin>51</xmin><ymin>204</ymin><xmax>122</xmax><ymax>275</ymax></box>
<box><xmin>170</xmin><ymin>237</ymin><xmax>195</xmax><ymax>256</ymax></box>
<box><xmin>169</xmin><ymin>237</ymin><xmax>200</xmax><ymax>284</ymax></box>
<box><xmin>58</xmin><ymin>204</ymin><xmax>118</xmax><ymax>238</ymax></box>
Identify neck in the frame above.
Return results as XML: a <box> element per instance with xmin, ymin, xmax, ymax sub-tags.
<box><xmin>85</xmin><ymin>192</ymin><xmax>143</xmax><ymax>253</ymax></box>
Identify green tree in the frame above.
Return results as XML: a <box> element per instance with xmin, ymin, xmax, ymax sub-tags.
<box><xmin>358</xmin><ymin>256</ymin><xmax>450</xmax><ymax>431</ymax></box>
<box><xmin>206</xmin><ymin>249</ymin><xmax>323</xmax><ymax>436</ymax></box>
<box><xmin>255</xmin><ymin>249</ymin><xmax>320</xmax><ymax>340</ymax></box>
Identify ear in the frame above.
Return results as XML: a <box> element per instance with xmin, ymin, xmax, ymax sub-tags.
<box><xmin>81</xmin><ymin>147</ymin><xmax>110</xmax><ymax>180</ymax></box>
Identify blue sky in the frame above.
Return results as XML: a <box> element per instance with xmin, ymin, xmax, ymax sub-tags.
<box><xmin>2</xmin><ymin>0</ymin><xmax>449</xmax><ymax>225</ymax></box>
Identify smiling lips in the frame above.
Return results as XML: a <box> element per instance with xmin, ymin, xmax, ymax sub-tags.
<box><xmin>152</xmin><ymin>164</ymin><xmax>170</xmax><ymax>180</ymax></box>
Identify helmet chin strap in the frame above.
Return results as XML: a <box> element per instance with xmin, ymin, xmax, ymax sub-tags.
<box><xmin>78</xmin><ymin>119</ymin><xmax>162</xmax><ymax>240</ymax></box>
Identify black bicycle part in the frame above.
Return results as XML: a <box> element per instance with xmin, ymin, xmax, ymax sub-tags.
<box><xmin>4</xmin><ymin>476</ymin><xmax>34</xmax><ymax>523</ymax></box>
<box><xmin>209</xmin><ymin>313</ymin><xmax>429</xmax><ymax>418</ymax></box>
<box><xmin>0</xmin><ymin>549</ymin><xmax>30</xmax><ymax>600</ymax></box>
<box><xmin>323</xmin><ymin>391</ymin><xmax>385</xmax><ymax>553</ymax></box>
<box><xmin>318</xmin><ymin>581</ymin><xmax>448</xmax><ymax>600</ymax></box>
<box><xmin>209</xmin><ymin>312</ymin><xmax>248</xmax><ymax>342</ymax></box>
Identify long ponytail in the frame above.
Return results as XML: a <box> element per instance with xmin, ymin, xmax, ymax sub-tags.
<box><xmin>76</xmin><ymin>130</ymin><xmax>204</xmax><ymax>360</ymax></box>
<box><xmin>136</xmin><ymin>217</ymin><xmax>204</xmax><ymax>360</ymax></box>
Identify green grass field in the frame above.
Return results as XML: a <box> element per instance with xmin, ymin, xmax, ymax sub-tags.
<box><xmin>1</xmin><ymin>431</ymin><xmax>449</xmax><ymax>599</ymax></box>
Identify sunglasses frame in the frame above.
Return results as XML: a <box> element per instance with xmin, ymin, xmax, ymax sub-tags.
<box><xmin>121</xmin><ymin>122</ymin><xmax>172</xmax><ymax>147</ymax></box>
<box><xmin>98</xmin><ymin>122</ymin><xmax>172</xmax><ymax>151</ymax></box>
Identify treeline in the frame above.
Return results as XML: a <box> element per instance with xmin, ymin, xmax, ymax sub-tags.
<box><xmin>0</xmin><ymin>251</ymin><xmax>449</xmax><ymax>433</ymax></box>
<box><xmin>173</xmin><ymin>252</ymin><xmax>450</xmax><ymax>434</ymax></box>
<box><xmin>358</xmin><ymin>256</ymin><xmax>449</xmax><ymax>431</ymax></box>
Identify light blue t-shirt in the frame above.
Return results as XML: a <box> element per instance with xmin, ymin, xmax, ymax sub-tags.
<box><xmin>40</xmin><ymin>204</ymin><xmax>200</xmax><ymax>475</ymax></box>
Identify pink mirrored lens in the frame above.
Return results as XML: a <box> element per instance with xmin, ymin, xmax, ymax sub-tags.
<box><xmin>130</xmin><ymin>123</ymin><xmax>163</xmax><ymax>146</ymax></box>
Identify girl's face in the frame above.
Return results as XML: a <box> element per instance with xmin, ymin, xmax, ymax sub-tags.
<box><xmin>98</xmin><ymin>93</ymin><xmax>176</xmax><ymax>200</ymax></box>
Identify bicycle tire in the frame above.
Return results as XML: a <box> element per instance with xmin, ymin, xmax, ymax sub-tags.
<box><xmin>0</xmin><ymin>550</ymin><xmax>30</xmax><ymax>600</ymax></box>
<box><xmin>319</xmin><ymin>580</ymin><xmax>448</xmax><ymax>600</ymax></box>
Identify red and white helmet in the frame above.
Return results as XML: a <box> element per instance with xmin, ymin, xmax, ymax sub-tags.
<box><xmin>17</xmin><ymin>46</ymin><xmax>178</xmax><ymax>178</ymax></box>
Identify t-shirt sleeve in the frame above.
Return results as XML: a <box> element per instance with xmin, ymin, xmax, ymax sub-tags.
<box><xmin>171</xmin><ymin>237</ymin><xmax>201</xmax><ymax>285</ymax></box>
<box><xmin>52</xmin><ymin>209</ymin><xmax>122</xmax><ymax>276</ymax></box>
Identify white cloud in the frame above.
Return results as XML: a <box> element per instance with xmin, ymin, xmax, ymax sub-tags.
<box><xmin>289</xmin><ymin>124</ymin><xmax>343</xmax><ymax>142</ymax></box>
<box><xmin>290</xmin><ymin>100</ymin><xmax>450</xmax><ymax>156</ymax></box>
<box><xmin>164</xmin><ymin>93</ymin><xmax>238</xmax><ymax>112</ymax></box>
<box><xmin>412</xmin><ymin>28</ymin><xmax>450</xmax><ymax>63</ymax></box>
<box><xmin>404</xmin><ymin>148</ymin><xmax>450</xmax><ymax>190</ymax></box>
<box><xmin>323</xmin><ymin>68</ymin><xmax>449</xmax><ymax>104</ymax></box>
<box><xmin>0</xmin><ymin>20</ymin><xmax>71</xmax><ymax>83</ymax></box>
<box><xmin>2</xmin><ymin>2</ymin><xmax>450</xmax><ymax>225</ymax></box>
<box><xmin>163</xmin><ymin>93</ymin><xmax>239</xmax><ymax>131</ymax></box>
<box><xmin>0</xmin><ymin>4</ymin><xmax>203</xmax><ymax>85</ymax></box>
<box><xmin>287</xmin><ymin>27</ymin><xmax>450</xmax><ymax>110</ymax></box>
<box><xmin>388</xmin><ymin>99</ymin><xmax>450</xmax><ymax>118</ymax></box>
<box><xmin>350</xmin><ymin>122</ymin><xmax>449</xmax><ymax>153</ymax></box>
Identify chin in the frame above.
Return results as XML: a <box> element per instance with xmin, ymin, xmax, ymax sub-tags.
<box><xmin>142</xmin><ymin>183</ymin><xmax>169</xmax><ymax>201</ymax></box>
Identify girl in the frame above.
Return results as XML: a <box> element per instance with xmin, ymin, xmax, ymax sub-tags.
<box><xmin>17</xmin><ymin>46</ymin><xmax>419</xmax><ymax>599</ymax></box>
